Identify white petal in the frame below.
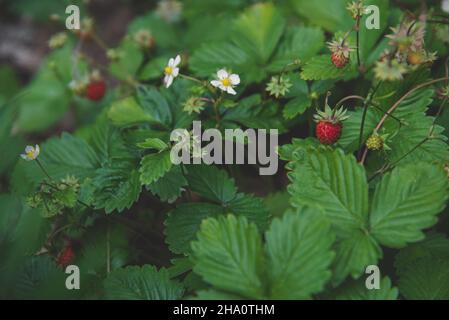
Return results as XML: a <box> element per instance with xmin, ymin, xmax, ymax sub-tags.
<box><xmin>217</xmin><ymin>69</ymin><xmax>228</xmax><ymax>80</ymax></box>
<box><xmin>227</xmin><ymin>87</ymin><xmax>237</xmax><ymax>95</ymax></box>
<box><xmin>210</xmin><ymin>80</ymin><xmax>221</xmax><ymax>88</ymax></box>
<box><xmin>218</xmin><ymin>84</ymin><xmax>227</xmax><ymax>91</ymax></box>
<box><xmin>229</xmin><ymin>74</ymin><xmax>240</xmax><ymax>85</ymax></box>
<box><xmin>168</xmin><ymin>58</ymin><xmax>175</xmax><ymax>67</ymax></box>
<box><xmin>25</xmin><ymin>145</ymin><xmax>34</xmax><ymax>153</ymax></box>
<box><xmin>21</xmin><ymin>154</ymin><xmax>28</xmax><ymax>160</ymax></box>
<box><xmin>172</xmin><ymin>68</ymin><xmax>179</xmax><ymax>77</ymax></box>
<box><xmin>174</xmin><ymin>55</ymin><xmax>181</xmax><ymax>67</ymax></box>
<box><xmin>165</xmin><ymin>75</ymin><xmax>174</xmax><ymax>88</ymax></box>
<box><xmin>35</xmin><ymin>145</ymin><xmax>40</xmax><ymax>156</ymax></box>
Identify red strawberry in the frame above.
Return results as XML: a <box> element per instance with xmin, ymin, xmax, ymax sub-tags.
<box><xmin>316</xmin><ymin>121</ymin><xmax>343</xmax><ymax>145</ymax></box>
<box><xmin>57</xmin><ymin>246</ymin><xmax>75</xmax><ymax>268</ymax></box>
<box><xmin>331</xmin><ymin>52</ymin><xmax>349</xmax><ymax>68</ymax></box>
<box><xmin>314</xmin><ymin>101</ymin><xmax>349</xmax><ymax>145</ymax></box>
<box><xmin>86</xmin><ymin>81</ymin><xmax>106</xmax><ymax>101</ymax></box>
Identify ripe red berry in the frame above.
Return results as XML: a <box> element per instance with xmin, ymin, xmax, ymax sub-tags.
<box><xmin>314</xmin><ymin>100</ymin><xmax>349</xmax><ymax>145</ymax></box>
<box><xmin>331</xmin><ymin>52</ymin><xmax>349</xmax><ymax>68</ymax></box>
<box><xmin>316</xmin><ymin>121</ymin><xmax>343</xmax><ymax>145</ymax></box>
<box><xmin>57</xmin><ymin>246</ymin><xmax>75</xmax><ymax>268</ymax></box>
<box><xmin>86</xmin><ymin>81</ymin><xmax>106</xmax><ymax>101</ymax></box>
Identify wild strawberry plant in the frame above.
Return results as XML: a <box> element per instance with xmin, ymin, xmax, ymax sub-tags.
<box><xmin>1</xmin><ymin>0</ymin><xmax>449</xmax><ymax>300</ymax></box>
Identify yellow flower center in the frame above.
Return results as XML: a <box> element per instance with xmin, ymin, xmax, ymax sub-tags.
<box><xmin>221</xmin><ymin>78</ymin><xmax>231</xmax><ymax>87</ymax></box>
<box><xmin>27</xmin><ymin>151</ymin><xmax>35</xmax><ymax>159</ymax></box>
<box><xmin>164</xmin><ymin>66</ymin><xmax>173</xmax><ymax>75</ymax></box>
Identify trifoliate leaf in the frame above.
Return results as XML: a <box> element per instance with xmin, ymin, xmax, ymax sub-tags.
<box><xmin>104</xmin><ymin>265</ymin><xmax>184</xmax><ymax>300</ymax></box>
<box><xmin>286</xmin><ymin>146</ymin><xmax>449</xmax><ymax>284</ymax></box>
<box><xmin>139</xmin><ymin>151</ymin><xmax>172</xmax><ymax>185</ymax></box>
<box><xmin>265</xmin><ymin>208</ymin><xmax>335</xmax><ymax>299</ymax></box>
<box><xmin>191</xmin><ymin>215</ymin><xmax>265</xmax><ymax>299</ymax></box>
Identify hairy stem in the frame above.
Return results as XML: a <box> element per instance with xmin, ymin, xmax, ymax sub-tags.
<box><xmin>360</xmin><ymin>77</ymin><xmax>449</xmax><ymax>164</ymax></box>
<box><xmin>357</xmin><ymin>82</ymin><xmax>382</xmax><ymax>159</ymax></box>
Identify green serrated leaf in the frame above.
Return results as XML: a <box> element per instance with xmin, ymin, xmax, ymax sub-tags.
<box><xmin>136</xmin><ymin>86</ymin><xmax>173</xmax><ymax>127</ymax></box>
<box><xmin>233</xmin><ymin>3</ymin><xmax>285</xmax><ymax>63</ymax></box>
<box><xmin>166</xmin><ymin>203</ymin><xmax>224</xmax><ymax>255</ymax></box>
<box><xmin>395</xmin><ymin>233</ymin><xmax>449</xmax><ymax>275</ymax></box>
<box><xmin>185</xmin><ymin>165</ymin><xmax>237</xmax><ymax>204</ymax></box>
<box><xmin>189</xmin><ymin>42</ymin><xmax>250</xmax><ymax>78</ymax></box>
<box><xmin>286</xmin><ymin>146</ymin><xmax>449</xmax><ymax>284</ymax></box>
<box><xmin>139</xmin><ymin>151</ymin><xmax>173</xmax><ymax>185</ymax></box>
<box><xmin>290</xmin><ymin>0</ymin><xmax>351</xmax><ymax>32</ymax></box>
<box><xmin>398</xmin><ymin>258</ymin><xmax>449</xmax><ymax>300</ymax></box>
<box><xmin>266</xmin><ymin>208</ymin><xmax>335</xmax><ymax>299</ymax></box>
<box><xmin>333</xmin><ymin>276</ymin><xmax>398</xmax><ymax>300</ymax></box>
<box><xmin>370</xmin><ymin>163</ymin><xmax>449</xmax><ymax>247</ymax></box>
<box><xmin>108</xmin><ymin>97</ymin><xmax>153</xmax><ymax>127</ymax></box>
<box><xmin>301</xmin><ymin>55</ymin><xmax>356</xmax><ymax>81</ymax></box>
<box><xmin>269</xmin><ymin>26</ymin><xmax>324</xmax><ymax>72</ymax></box>
<box><xmin>191</xmin><ymin>215</ymin><xmax>265</xmax><ymax>299</ymax></box>
<box><xmin>137</xmin><ymin>138</ymin><xmax>168</xmax><ymax>151</ymax></box>
<box><xmin>283</xmin><ymin>97</ymin><xmax>311</xmax><ymax>119</ymax></box>
<box><xmin>147</xmin><ymin>165</ymin><xmax>187</xmax><ymax>202</ymax></box>
<box><xmin>104</xmin><ymin>265</ymin><xmax>184</xmax><ymax>300</ymax></box>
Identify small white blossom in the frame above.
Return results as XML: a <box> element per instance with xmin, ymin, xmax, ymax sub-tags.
<box><xmin>443</xmin><ymin>0</ymin><xmax>449</xmax><ymax>13</ymax></box>
<box><xmin>21</xmin><ymin>145</ymin><xmax>40</xmax><ymax>161</ymax></box>
<box><xmin>164</xmin><ymin>55</ymin><xmax>181</xmax><ymax>88</ymax></box>
<box><xmin>210</xmin><ymin>69</ymin><xmax>240</xmax><ymax>95</ymax></box>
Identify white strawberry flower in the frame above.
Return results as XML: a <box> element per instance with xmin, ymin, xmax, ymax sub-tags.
<box><xmin>443</xmin><ymin>0</ymin><xmax>449</xmax><ymax>13</ymax></box>
<box><xmin>21</xmin><ymin>145</ymin><xmax>40</xmax><ymax>161</ymax></box>
<box><xmin>210</xmin><ymin>69</ymin><xmax>240</xmax><ymax>95</ymax></box>
<box><xmin>163</xmin><ymin>55</ymin><xmax>181</xmax><ymax>88</ymax></box>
